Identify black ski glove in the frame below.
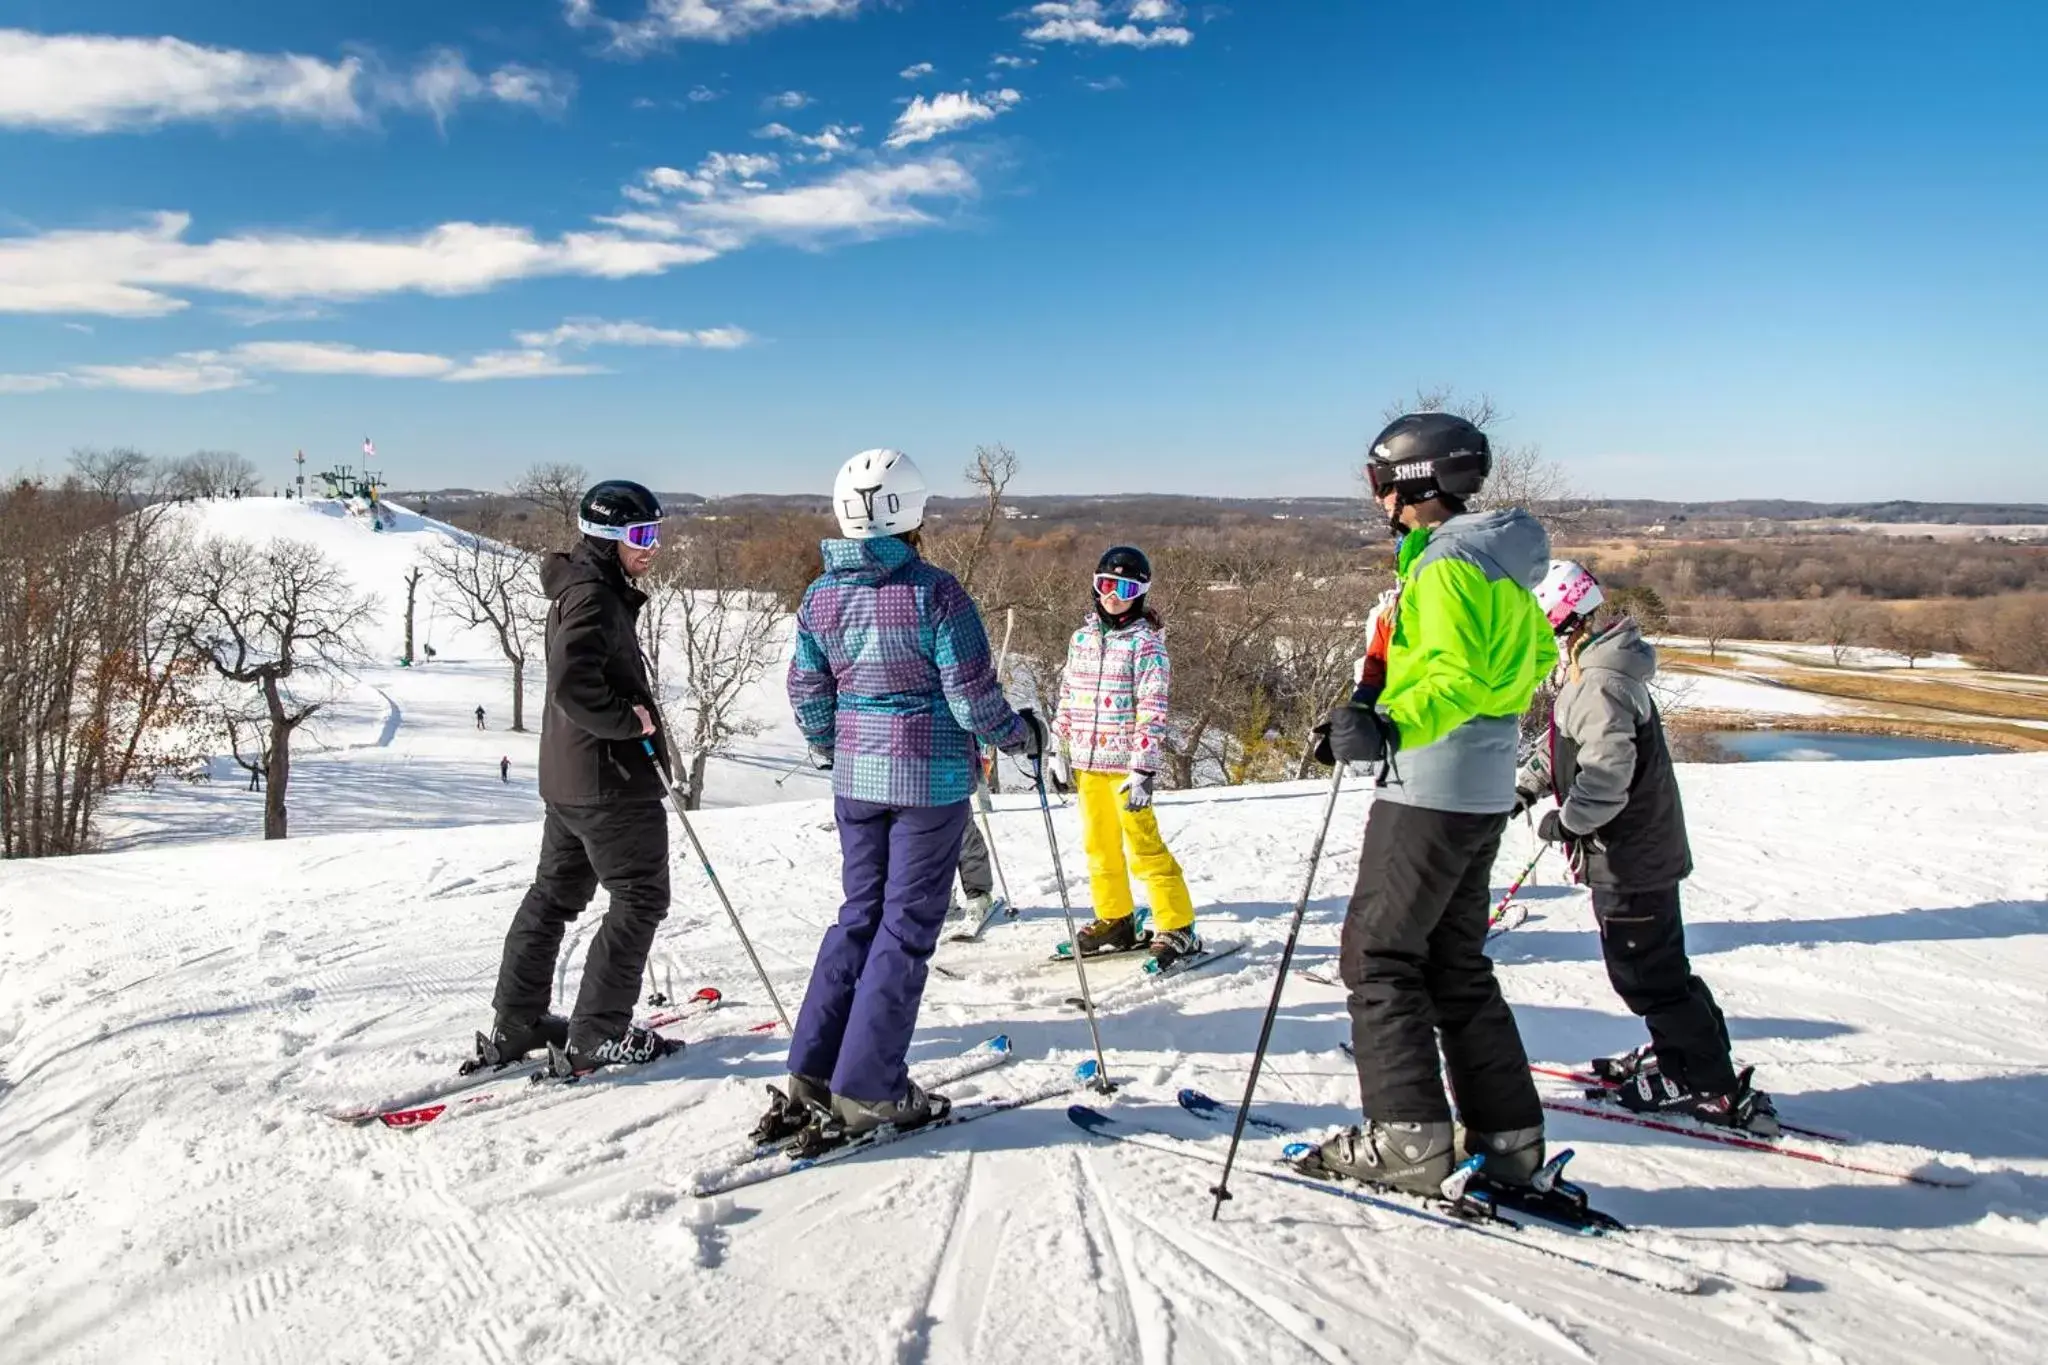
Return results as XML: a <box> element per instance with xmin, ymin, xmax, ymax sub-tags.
<box><xmin>1003</xmin><ymin>707</ymin><xmax>1049</xmax><ymax>761</ymax></box>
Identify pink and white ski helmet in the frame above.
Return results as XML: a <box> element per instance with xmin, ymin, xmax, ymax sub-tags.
<box><xmin>1535</xmin><ymin>559</ymin><xmax>1604</xmax><ymax>630</ymax></box>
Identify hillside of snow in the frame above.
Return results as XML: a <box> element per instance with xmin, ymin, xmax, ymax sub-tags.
<box><xmin>98</xmin><ymin>496</ymin><xmax>824</xmax><ymax>850</ymax></box>
<box><xmin>6</xmin><ymin>753</ymin><xmax>2048</xmax><ymax>1363</ymax></box>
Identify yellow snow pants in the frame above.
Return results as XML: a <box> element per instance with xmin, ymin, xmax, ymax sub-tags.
<box><xmin>1074</xmin><ymin>769</ymin><xmax>1196</xmax><ymax>932</ymax></box>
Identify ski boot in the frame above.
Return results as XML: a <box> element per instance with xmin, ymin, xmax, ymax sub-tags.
<box><xmin>548</xmin><ymin>1024</ymin><xmax>683</xmax><ymax>1078</ymax></box>
<box><xmin>462</xmin><ymin>1013</ymin><xmax>569</xmax><ymax>1075</ymax></box>
<box><xmin>1073</xmin><ymin>914</ymin><xmax>1141</xmax><ymax>956</ymax></box>
<box><xmin>750</xmin><ymin>1074</ymin><xmax>830</xmax><ymax>1146</ymax></box>
<box><xmin>1589</xmin><ymin>1044</ymin><xmax>1655</xmax><ymax>1084</ymax></box>
<box><xmin>1611</xmin><ymin>1062</ymin><xmax>1781</xmax><ymax>1137</ymax></box>
<box><xmin>1462</xmin><ymin>1124</ymin><xmax>1546</xmax><ymax>1186</ymax></box>
<box><xmin>1292</xmin><ymin>1119</ymin><xmax>1456</xmax><ymax>1199</ymax></box>
<box><xmin>787</xmin><ymin>1080</ymin><xmax>952</xmax><ymax>1158</ymax></box>
<box><xmin>1148</xmin><ymin>926</ymin><xmax>1202</xmax><ymax>971</ymax></box>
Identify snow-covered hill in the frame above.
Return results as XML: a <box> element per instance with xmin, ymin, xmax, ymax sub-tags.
<box><xmin>98</xmin><ymin>496</ymin><xmax>823</xmax><ymax>849</ymax></box>
<box><xmin>6</xmin><ymin>754</ymin><xmax>2047</xmax><ymax>1363</ymax></box>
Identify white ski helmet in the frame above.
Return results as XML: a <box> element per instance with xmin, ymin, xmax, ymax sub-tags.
<box><xmin>1535</xmin><ymin>559</ymin><xmax>1605</xmax><ymax>630</ymax></box>
<box><xmin>832</xmin><ymin>448</ymin><xmax>929</xmax><ymax>540</ymax></box>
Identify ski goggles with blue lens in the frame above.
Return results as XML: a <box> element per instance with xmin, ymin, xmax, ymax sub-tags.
<box><xmin>1094</xmin><ymin>573</ymin><xmax>1147</xmax><ymax>602</ymax></box>
<box><xmin>578</xmin><ymin>516</ymin><xmax>663</xmax><ymax>549</ymax></box>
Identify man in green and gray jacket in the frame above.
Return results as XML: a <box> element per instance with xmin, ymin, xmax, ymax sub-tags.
<box><xmin>1304</xmin><ymin>412</ymin><xmax>1559</xmax><ymax>1198</ymax></box>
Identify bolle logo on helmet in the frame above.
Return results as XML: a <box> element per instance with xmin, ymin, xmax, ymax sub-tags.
<box><xmin>844</xmin><ymin>483</ymin><xmax>903</xmax><ymax>524</ymax></box>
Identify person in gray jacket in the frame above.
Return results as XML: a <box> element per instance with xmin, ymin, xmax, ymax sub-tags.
<box><xmin>1519</xmin><ymin>559</ymin><xmax>1778</xmax><ymax>1134</ymax></box>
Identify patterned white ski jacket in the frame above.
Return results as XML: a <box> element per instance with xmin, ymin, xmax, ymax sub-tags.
<box><xmin>1054</xmin><ymin>615</ymin><xmax>1171</xmax><ymax>775</ymax></box>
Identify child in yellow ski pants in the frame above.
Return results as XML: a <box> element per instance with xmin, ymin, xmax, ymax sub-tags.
<box><xmin>1074</xmin><ymin>768</ymin><xmax>1196</xmax><ymax>931</ymax></box>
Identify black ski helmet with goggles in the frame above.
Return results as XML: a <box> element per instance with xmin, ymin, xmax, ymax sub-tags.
<box><xmin>1366</xmin><ymin>413</ymin><xmax>1491</xmax><ymax>537</ymax></box>
<box><xmin>577</xmin><ymin>479</ymin><xmax>666</xmax><ymax>550</ymax></box>
<box><xmin>1093</xmin><ymin>545</ymin><xmax>1152</xmax><ymax>623</ymax></box>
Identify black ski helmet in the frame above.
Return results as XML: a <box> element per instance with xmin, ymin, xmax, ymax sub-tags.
<box><xmin>578</xmin><ymin>479</ymin><xmax>664</xmax><ymax>533</ymax></box>
<box><xmin>1096</xmin><ymin>545</ymin><xmax>1152</xmax><ymax>586</ymax></box>
<box><xmin>1366</xmin><ymin>413</ymin><xmax>1492</xmax><ymax>505</ymax></box>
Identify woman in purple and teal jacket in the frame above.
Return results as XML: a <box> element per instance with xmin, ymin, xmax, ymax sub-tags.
<box><xmin>753</xmin><ymin>449</ymin><xmax>1047</xmax><ymax>1149</ymax></box>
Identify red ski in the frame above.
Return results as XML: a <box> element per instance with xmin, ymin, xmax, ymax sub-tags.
<box><xmin>1530</xmin><ymin>1064</ymin><xmax>1852</xmax><ymax>1144</ymax></box>
<box><xmin>1537</xmin><ymin>1096</ymin><xmax>1972</xmax><ymax>1189</ymax></box>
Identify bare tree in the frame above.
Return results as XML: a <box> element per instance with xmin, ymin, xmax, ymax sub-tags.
<box><xmin>1880</xmin><ymin>613</ymin><xmax>1944</xmax><ymax>670</ymax></box>
<box><xmin>1</xmin><ymin>454</ymin><xmax>195</xmax><ymax>857</ymax></box>
<box><xmin>401</xmin><ymin>565</ymin><xmax>424</xmax><ymax>665</ymax></box>
<box><xmin>167</xmin><ymin>450</ymin><xmax>264</xmax><ymax>499</ymax></box>
<box><xmin>640</xmin><ymin>520</ymin><xmax>784</xmax><ymax>809</ymax></box>
<box><xmin>1692</xmin><ymin>597</ymin><xmax>1749</xmax><ymax>661</ymax></box>
<box><xmin>512</xmin><ymin>461</ymin><xmax>591</xmax><ymax>550</ymax></box>
<box><xmin>423</xmin><ymin>516</ymin><xmax>546</xmax><ymax>730</ymax></box>
<box><xmin>949</xmin><ymin>443</ymin><xmax>1019</xmax><ymax>595</ymax></box>
<box><xmin>170</xmin><ymin>537</ymin><xmax>375</xmax><ymax>839</ymax></box>
<box><xmin>1807</xmin><ymin>595</ymin><xmax>1872</xmax><ymax>667</ymax></box>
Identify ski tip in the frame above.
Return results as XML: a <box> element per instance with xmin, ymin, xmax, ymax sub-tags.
<box><xmin>1068</xmin><ymin>1104</ymin><xmax>1113</xmax><ymax>1131</ymax></box>
<box><xmin>1074</xmin><ymin>1059</ymin><xmax>1101</xmax><ymax>1083</ymax></box>
<box><xmin>694</xmin><ymin>986</ymin><xmax>722</xmax><ymax>1003</ymax></box>
<box><xmin>1280</xmin><ymin>1141</ymin><xmax>1315</xmax><ymax>1161</ymax></box>
<box><xmin>1177</xmin><ymin>1088</ymin><xmax>1221</xmax><ymax>1115</ymax></box>
<box><xmin>983</xmin><ymin>1034</ymin><xmax>1013</xmax><ymax>1055</ymax></box>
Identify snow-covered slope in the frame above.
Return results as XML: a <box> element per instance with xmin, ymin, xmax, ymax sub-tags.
<box><xmin>6</xmin><ymin>755</ymin><xmax>2047</xmax><ymax>1363</ymax></box>
<box><xmin>98</xmin><ymin>496</ymin><xmax>822</xmax><ymax>849</ymax></box>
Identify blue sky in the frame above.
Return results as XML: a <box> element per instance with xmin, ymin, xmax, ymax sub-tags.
<box><xmin>2</xmin><ymin>1</ymin><xmax>2043</xmax><ymax>502</ymax></box>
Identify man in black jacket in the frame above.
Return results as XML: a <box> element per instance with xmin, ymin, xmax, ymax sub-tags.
<box><xmin>1519</xmin><ymin>559</ymin><xmax>1778</xmax><ymax>1133</ymax></box>
<box><xmin>481</xmin><ymin>479</ymin><xmax>680</xmax><ymax>1075</ymax></box>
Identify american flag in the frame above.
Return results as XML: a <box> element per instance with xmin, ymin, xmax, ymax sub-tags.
<box><xmin>362</xmin><ymin>437</ymin><xmax>375</xmax><ymax>459</ymax></box>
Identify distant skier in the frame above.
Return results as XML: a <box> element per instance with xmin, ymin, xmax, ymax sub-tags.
<box><xmin>475</xmin><ymin>705</ymin><xmax>486</xmax><ymax>730</ymax></box>
<box><xmin>755</xmin><ymin>449</ymin><xmax>1044</xmax><ymax>1149</ymax></box>
<box><xmin>1517</xmin><ymin>560</ymin><xmax>1778</xmax><ymax>1133</ymax></box>
<box><xmin>1053</xmin><ymin>545</ymin><xmax>1200</xmax><ymax>967</ymax></box>
<box><xmin>500</xmin><ymin>755</ymin><xmax>511</xmax><ymax>784</ymax></box>
<box><xmin>477</xmin><ymin>479</ymin><xmax>681</xmax><ymax>1076</ymax></box>
<box><xmin>1303</xmin><ymin>413</ymin><xmax>1558</xmax><ymax>1197</ymax></box>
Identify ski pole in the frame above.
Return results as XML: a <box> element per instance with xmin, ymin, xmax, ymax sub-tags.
<box><xmin>1489</xmin><ymin>845</ymin><xmax>1545</xmax><ymax>929</ymax></box>
<box><xmin>1210</xmin><ymin>765</ymin><xmax>1347</xmax><ymax>1220</ymax></box>
<box><xmin>974</xmin><ymin>755</ymin><xmax>1014</xmax><ymax>908</ymax></box>
<box><xmin>771</xmin><ymin>754</ymin><xmax>809</xmax><ymax>788</ymax></box>
<box><xmin>643</xmin><ymin>739</ymin><xmax>793</xmax><ymax>1033</ymax></box>
<box><xmin>1033</xmin><ymin>750</ymin><xmax>1115</xmax><ymax>1094</ymax></box>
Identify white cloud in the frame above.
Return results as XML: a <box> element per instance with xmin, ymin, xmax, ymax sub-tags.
<box><xmin>443</xmin><ymin>350</ymin><xmax>608</xmax><ymax>383</ymax></box>
<box><xmin>900</xmin><ymin>61</ymin><xmax>934</xmax><ymax>79</ymax></box>
<box><xmin>1021</xmin><ymin>1</ymin><xmax>1193</xmax><ymax>47</ymax></box>
<box><xmin>515</xmin><ymin>319</ymin><xmax>755</xmax><ymax>349</ymax></box>
<box><xmin>70</xmin><ymin>359</ymin><xmax>250</xmax><ymax>395</ymax></box>
<box><xmin>752</xmin><ymin>121</ymin><xmax>859</xmax><ymax>161</ymax></box>
<box><xmin>0</xmin><ymin>28</ymin><xmax>573</xmax><ymax>132</ymax></box>
<box><xmin>644</xmin><ymin>151</ymin><xmax>784</xmax><ymax>197</ymax></box>
<box><xmin>885</xmin><ymin>89</ymin><xmax>1021</xmax><ymax>149</ymax></box>
<box><xmin>605</xmin><ymin>156</ymin><xmax>979</xmax><ymax>246</ymax></box>
<box><xmin>227</xmin><ymin>340</ymin><xmax>456</xmax><ymax>378</ymax></box>
<box><xmin>1082</xmin><ymin>75</ymin><xmax>1126</xmax><ymax>91</ymax></box>
<box><xmin>0</xmin><ymin>212</ymin><xmax>717</xmax><ymax>318</ymax></box>
<box><xmin>990</xmin><ymin>53</ymin><xmax>1035</xmax><ymax>68</ymax></box>
<box><xmin>0</xmin><ymin>373</ymin><xmax>67</xmax><ymax>393</ymax></box>
<box><xmin>566</xmin><ymin>0</ymin><xmax>865</xmax><ymax>52</ymax></box>
<box><xmin>766</xmin><ymin>89</ymin><xmax>812</xmax><ymax>110</ymax></box>
<box><xmin>688</xmin><ymin>84</ymin><xmax>722</xmax><ymax>102</ymax></box>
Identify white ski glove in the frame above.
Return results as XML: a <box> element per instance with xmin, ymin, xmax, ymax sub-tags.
<box><xmin>1119</xmin><ymin>770</ymin><xmax>1157</xmax><ymax>812</ymax></box>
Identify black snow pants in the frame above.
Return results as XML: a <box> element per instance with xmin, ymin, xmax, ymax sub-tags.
<box><xmin>1341</xmin><ymin>800</ymin><xmax>1542</xmax><ymax>1131</ymax></box>
<box><xmin>493</xmin><ymin>799</ymin><xmax>670</xmax><ymax>1052</ymax></box>
<box><xmin>956</xmin><ymin>816</ymin><xmax>993</xmax><ymax>900</ymax></box>
<box><xmin>1592</xmin><ymin>885</ymin><xmax>1736</xmax><ymax>1095</ymax></box>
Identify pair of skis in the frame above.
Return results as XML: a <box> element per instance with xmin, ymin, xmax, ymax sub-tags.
<box><xmin>329</xmin><ymin>987</ymin><xmax>775</xmax><ymax>1130</ymax></box>
<box><xmin>689</xmin><ymin>1035</ymin><xmax>1101</xmax><ymax>1196</ymax></box>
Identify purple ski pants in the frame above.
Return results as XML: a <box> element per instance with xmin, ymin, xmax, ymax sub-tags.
<box><xmin>788</xmin><ymin>797</ymin><xmax>971</xmax><ymax>1102</ymax></box>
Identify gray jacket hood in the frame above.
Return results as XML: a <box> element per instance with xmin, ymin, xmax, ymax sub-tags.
<box><xmin>1426</xmin><ymin>508</ymin><xmax>1551</xmax><ymax>592</ymax></box>
<box><xmin>1574</xmin><ymin>617</ymin><xmax>1658</xmax><ymax>685</ymax></box>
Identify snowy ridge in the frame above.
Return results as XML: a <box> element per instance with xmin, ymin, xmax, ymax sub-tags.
<box><xmin>4</xmin><ymin>754</ymin><xmax>2048</xmax><ymax>1360</ymax></box>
